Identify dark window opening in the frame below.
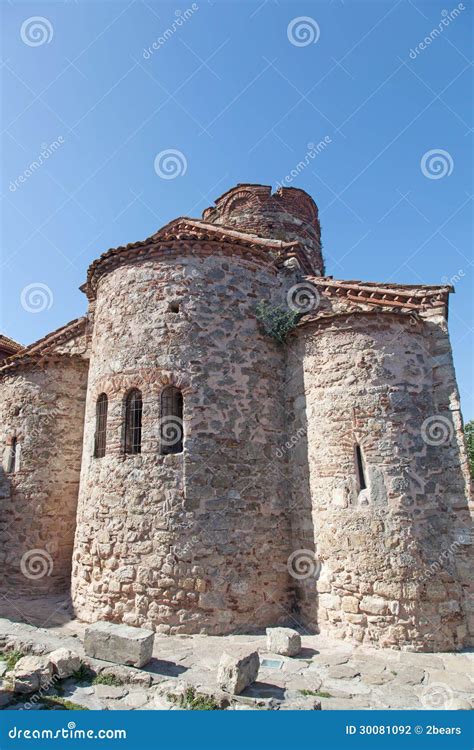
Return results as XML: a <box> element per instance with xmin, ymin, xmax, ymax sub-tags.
<box><xmin>7</xmin><ymin>437</ymin><xmax>17</xmax><ymax>473</ymax></box>
<box><xmin>160</xmin><ymin>386</ymin><xmax>183</xmax><ymax>455</ymax></box>
<box><xmin>168</xmin><ymin>301</ymin><xmax>180</xmax><ymax>313</ymax></box>
<box><xmin>94</xmin><ymin>393</ymin><xmax>108</xmax><ymax>458</ymax></box>
<box><xmin>355</xmin><ymin>444</ymin><xmax>367</xmax><ymax>491</ymax></box>
<box><xmin>124</xmin><ymin>389</ymin><xmax>143</xmax><ymax>454</ymax></box>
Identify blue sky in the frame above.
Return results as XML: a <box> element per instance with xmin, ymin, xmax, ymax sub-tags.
<box><xmin>1</xmin><ymin>0</ymin><xmax>472</xmax><ymax>417</ymax></box>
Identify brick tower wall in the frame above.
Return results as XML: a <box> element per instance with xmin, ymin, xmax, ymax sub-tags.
<box><xmin>203</xmin><ymin>184</ymin><xmax>324</xmax><ymax>274</ymax></box>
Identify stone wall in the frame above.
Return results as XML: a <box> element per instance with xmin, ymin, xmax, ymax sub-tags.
<box><xmin>0</xmin><ymin>355</ymin><xmax>88</xmax><ymax>595</ymax></box>
<box><xmin>72</xmin><ymin>250</ymin><xmax>294</xmax><ymax>634</ymax></box>
<box><xmin>286</xmin><ymin>309</ymin><xmax>472</xmax><ymax>651</ymax></box>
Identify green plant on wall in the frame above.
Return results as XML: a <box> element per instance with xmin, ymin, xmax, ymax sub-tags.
<box><xmin>255</xmin><ymin>301</ymin><xmax>300</xmax><ymax>345</ymax></box>
<box><xmin>464</xmin><ymin>420</ymin><xmax>474</xmax><ymax>478</ymax></box>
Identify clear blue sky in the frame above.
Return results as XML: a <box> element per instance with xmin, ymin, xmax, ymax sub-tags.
<box><xmin>1</xmin><ymin>0</ymin><xmax>472</xmax><ymax>417</ymax></box>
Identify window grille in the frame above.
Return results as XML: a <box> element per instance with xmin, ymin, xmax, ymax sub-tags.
<box><xmin>160</xmin><ymin>386</ymin><xmax>183</xmax><ymax>455</ymax></box>
<box><xmin>125</xmin><ymin>389</ymin><xmax>143</xmax><ymax>454</ymax></box>
<box><xmin>94</xmin><ymin>393</ymin><xmax>108</xmax><ymax>458</ymax></box>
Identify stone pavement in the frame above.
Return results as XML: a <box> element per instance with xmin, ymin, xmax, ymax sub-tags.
<box><xmin>0</xmin><ymin>603</ymin><xmax>472</xmax><ymax>711</ymax></box>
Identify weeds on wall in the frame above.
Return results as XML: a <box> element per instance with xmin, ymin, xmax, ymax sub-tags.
<box><xmin>255</xmin><ymin>301</ymin><xmax>300</xmax><ymax>345</ymax></box>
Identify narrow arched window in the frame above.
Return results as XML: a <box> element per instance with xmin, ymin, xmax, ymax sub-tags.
<box><xmin>355</xmin><ymin>444</ymin><xmax>367</xmax><ymax>491</ymax></box>
<box><xmin>94</xmin><ymin>393</ymin><xmax>108</xmax><ymax>458</ymax></box>
<box><xmin>160</xmin><ymin>386</ymin><xmax>183</xmax><ymax>455</ymax></box>
<box><xmin>124</xmin><ymin>389</ymin><xmax>142</xmax><ymax>454</ymax></box>
<box><xmin>7</xmin><ymin>437</ymin><xmax>17</xmax><ymax>473</ymax></box>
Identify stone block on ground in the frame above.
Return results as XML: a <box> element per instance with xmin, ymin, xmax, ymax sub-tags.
<box><xmin>12</xmin><ymin>655</ymin><xmax>54</xmax><ymax>694</ymax></box>
<box><xmin>266</xmin><ymin>627</ymin><xmax>301</xmax><ymax>657</ymax></box>
<box><xmin>216</xmin><ymin>650</ymin><xmax>259</xmax><ymax>695</ymax></box>
<box><xmin>48</xmin><ymin>648</ymin><xmax>81</xmax><ymax>679</ymax></box>
<box><xmin>84</xmin><ymin>621</ymin><xmax>154</xmax><ymax>668</ymax></box>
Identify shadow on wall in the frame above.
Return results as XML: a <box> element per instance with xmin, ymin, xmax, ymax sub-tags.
<box><xmin>282</xmin><ymin>371</ymin><xmax>319</xmax><ymax>633</ymax></box>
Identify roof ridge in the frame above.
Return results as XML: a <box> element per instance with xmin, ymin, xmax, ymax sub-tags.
<box><xmin>0</xmin><ymin>334</ymin><xmax>24</xmax><ymax>353</ymax></box>
<box><xmin>0</xmin><ymin>317</ymin><xmax>87</xmax><ymax>373</ymax></box>
<box><xmin>306</xmin><ymin>276</ymin><xmax>453</xmax><ymax>296</ymax></box>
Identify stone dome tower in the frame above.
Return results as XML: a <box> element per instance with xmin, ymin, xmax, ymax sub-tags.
<box><xmin>71</xmin><ymin>185</ymin><xmax>315</xmax><ymax>634</ymax></box>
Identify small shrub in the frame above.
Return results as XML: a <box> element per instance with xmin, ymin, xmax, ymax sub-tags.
<box><xmin>299</xmin><ymin>688</ymin><xmax>332</xmax><ymax>698</ymax></box>
<box><xmin>167</xmin><ymin>686</ymin><xmax>221</xmax><ymax>710</ymax></box>
<box><xmin>255</xmin><ymin>301</ymin><xmax>300</xmax><ymax>345</ymax></box>
<box><xmin>40</xmin><ymin>697</ymin><xmax>88</xmax><ymax>711</ymax></box>
<box><xmin>4</xmin><ymin>650</ymin><xmax>24</xmax><ymax>671</ymax></box>
<box><xmin>92</xmin><ymin>672</ymin><xmax>124</xmax><ymax>687</ymax></box>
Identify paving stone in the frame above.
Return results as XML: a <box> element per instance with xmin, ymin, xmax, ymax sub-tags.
<box><xmin>424</xmin><ymin>669</ymin><xmax>473</xmax><ymax>693</ymax></box>
<box><xmin>439</xmin><ymin>654</ymin><xmax>474</xmax><ymax>674</ymax></box>
<box><xmin>279</xmin><ymin>696</ymin><xmax>321</xmax><ymax>710</ymax></box>
<box><xmin>374</xmin><ymin>685</ymin><xmax>420</xmax><ymax>709</ymax></box>
<box><xmin>327</xmin><ymin>664</ymin><xmax>361</xmax><ymax>679</ymax></box>
<box><xmin>308</xmin><ymin>653</ymin><xmax>350</xmax><ymax>668</ymax></box>
<box><xmin>390</xmin><ymin>666</ymin><xmax>425</xmax><ymax>686</ymax></box>
<box><xmin>397</xmin><ymin>653</ymin><xmax>445</xmax><ymax>670</ymax></box>
<box><xmin>84</xmin><ymin>622</ymin><xmax>154</xmax><ymax>668</ymax></box>
<box><xmin>266</xmin><ymin>628</ymin><xmax>301</xmax><ymax>657</ymax></box>
<box><xmin>445</xmin><ymin>699</ymin><xmax>472</xmax><ymax>710</ymax></box>
<box><xmin>122</xmin><ymin>690</ymin><xmax>150</xmax><ymax>708</ymax></box>
<box><xmin>94</xmin><ymin>684</ymin><xmax>128</xmax><ymax>700</ymax></box>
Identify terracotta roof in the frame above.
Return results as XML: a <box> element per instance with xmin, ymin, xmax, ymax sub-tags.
<box><xmin>82</xmin><ymin>218</ymin><xmax>315</xmax><ymax>300</ymax></box>
<box><xmin>0</xmin><ymin>317</ymin><xmax>87</xmax><ymax>375</ymax></box>
<box><xmin>0</xmin><ymin>334</ymin><xmax>24</xmax><ymax>355</ymax></box>
<box><xmin>300</xmin><ymin>276</ymin><xmax>451</xmax><ymax>320</ymax></box>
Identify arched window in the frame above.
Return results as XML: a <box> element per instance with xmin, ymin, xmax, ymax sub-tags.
<box><xmin>94</xmin><ymin>393</ymin><xmax>108</xmax><ymax>458</ymax></box>
<box><xmin>355</xmin><ymin>444</ymin><xmax>367</xmax><ymax>491</ymax></box>
<box><xmin>160</xmin><ymin>386</ymin><xmax>183</xmax><ymax>455</ymax></box>
<box><xmin>124</xmin><ymin>389</ymin><xmax>142</xmax><ymax>454</ymax></box>
<box><xmin>7</xmin><ymin>437</ymin><xmax>17</xmax><ymax>473</ymax></box>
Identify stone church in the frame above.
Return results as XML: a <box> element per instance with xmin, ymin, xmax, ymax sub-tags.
<box><xmin>1</xmin><ymin>184</ymin><xmax>472</xmax><ymax>652</ymax></box>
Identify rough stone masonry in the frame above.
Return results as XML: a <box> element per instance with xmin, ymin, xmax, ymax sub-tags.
<box><xmin>0</xmin><ymin>184</ymin><xmax>472</xmax><ymax>651</ymax></box>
